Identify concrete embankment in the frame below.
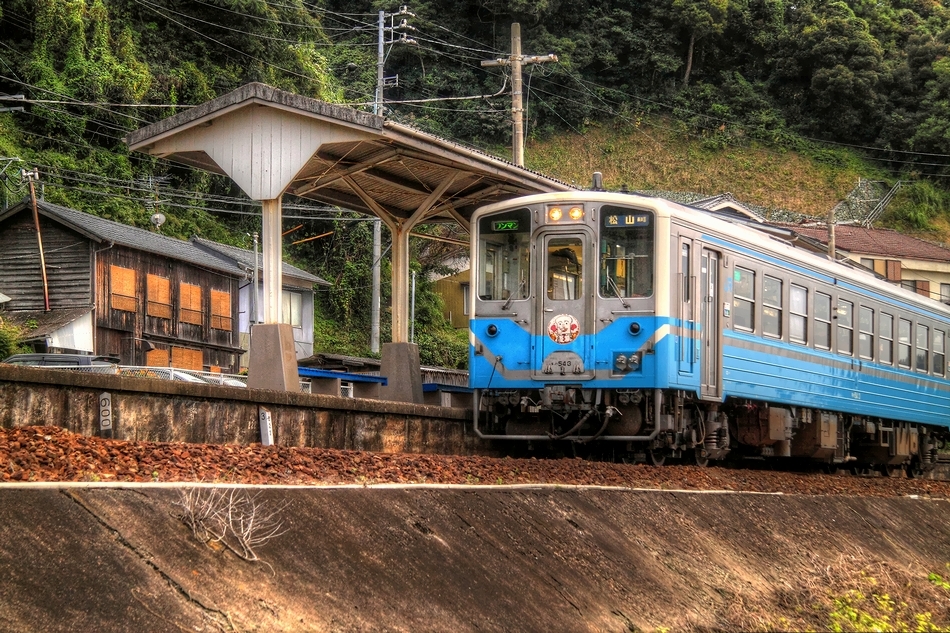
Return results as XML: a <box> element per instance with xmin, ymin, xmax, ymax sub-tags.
<box><xmin>1</xmin><ymin>484</ymin><xmax>948</xmax><ymax>632</ymax></box>
<box><xmin>0</xmin><ymin>364</ymin><xmax>482</xmax><ymax>455</ymax></box>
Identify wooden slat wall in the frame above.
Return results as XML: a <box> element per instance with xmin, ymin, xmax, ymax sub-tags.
<box><xmin>95</xmin><ymin>245</ymin><xmax>240</xmax><ymax>371</ymax></box>
<box><xmin>0</xmin><ymin>214</ymin><xmax>92</xmax><ymax>310</ymax></box>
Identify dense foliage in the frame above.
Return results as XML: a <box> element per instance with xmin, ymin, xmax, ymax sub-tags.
<box><xmin>3</xmin><ymin>0</ymin><xmax>950</xmax><ymax>365</ymax></box>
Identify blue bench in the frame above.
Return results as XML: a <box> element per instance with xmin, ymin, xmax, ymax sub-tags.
<box><xmin>422</xmin><ymin>382</ymin><xmax>473</xmax><ymax>408</ymax></box>
<box><xmin>298</xmin><ymin>367</ymin><xmax>387</xmax><ymax>399</ymax></box>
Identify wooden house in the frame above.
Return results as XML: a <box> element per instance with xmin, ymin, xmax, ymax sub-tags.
<box><xmin>191</xmin><ymin>237</ymin><xmax>325</xmax><ymax>364</ymax></box>
<box><xmin>0</xmin><ymin>199</ymin><xmax>326</xmax><ymax>372</ymax></box>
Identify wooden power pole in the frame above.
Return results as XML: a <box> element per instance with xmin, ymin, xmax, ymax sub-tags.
<box><xmin>481</xmin><ymin>23</ymin><xmax>557</xmax><ymax>167</ymax></box>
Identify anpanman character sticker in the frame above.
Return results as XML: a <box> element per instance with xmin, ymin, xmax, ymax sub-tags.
<box><xmin>548</xmin><ymin>314</ymin><xmax>580</xmax><ymax>344</ymax></box>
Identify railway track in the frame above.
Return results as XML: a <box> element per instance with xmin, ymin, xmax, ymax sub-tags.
<box><xmin>2</xmin><ymin>426</ymin><xmax>949</xmax><ymax>498</ymax></box>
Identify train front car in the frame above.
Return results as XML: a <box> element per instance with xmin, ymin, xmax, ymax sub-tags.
<box><xmin>469</xmin><ymin>192</ymin><xmax>716</xmax><ymax>463</ymax></box>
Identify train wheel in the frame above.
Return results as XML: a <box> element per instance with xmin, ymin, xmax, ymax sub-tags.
<box><xmin>648</xmin><ymin>450</ymin><xmax>666</xmax><ymax>467</ymax></box>
<box><xmin>906</xmin><ymin>459</ymin><xmax>925</xmax><ymax>479</ymax></box>
<box><xmin>879</xmin><ymin>464</ymin><xmax>902</xmax><ymax>478</ymax></box>
<box><xmin>692</xmin><ymin>448</ymin><xmax>710</xmax><ymax>468</ymax></box>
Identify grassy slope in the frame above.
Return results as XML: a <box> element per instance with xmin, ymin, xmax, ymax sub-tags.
<box><xmin>524</xmin><ymin>120</ymin><xmax>872</xmax><ymax>220</ymax></box>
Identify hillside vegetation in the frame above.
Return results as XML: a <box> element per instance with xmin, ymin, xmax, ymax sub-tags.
<box><xmin>3</xmin><ymin>0</ymin><xmax>950</xmax><ymax>363</ymax></box>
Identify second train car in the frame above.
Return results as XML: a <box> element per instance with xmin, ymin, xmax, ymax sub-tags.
<box><xmin>468</xmin><ymin>189</ymin><xmax>949</xmax><ymax>474</ymax></box>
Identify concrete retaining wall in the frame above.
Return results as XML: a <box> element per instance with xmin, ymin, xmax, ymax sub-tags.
<box><xmin>0</xmin><ymin>365</ymin><xmax>491</xmax><ymax>455</ymax></box>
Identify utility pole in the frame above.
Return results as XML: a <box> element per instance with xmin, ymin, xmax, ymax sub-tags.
<box><xmin>372</xmin><ymin>5</ymin><xmax>415</xmax><ymax>354</ymax></box>
<box><xmin>23</xmin><ymin>167</ymin><xmax>50</xmax><ymax>311</ymax></box>
<box><xmin>481</xmin><ymin>24</ymin><xmax>557</xmax><ymax>167</ymax></box>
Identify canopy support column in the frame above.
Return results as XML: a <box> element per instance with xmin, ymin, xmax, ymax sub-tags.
<box><xmin>247</xmin><ymin>197</ymin><xmax>299</xmax><ymax>392</ymax></box>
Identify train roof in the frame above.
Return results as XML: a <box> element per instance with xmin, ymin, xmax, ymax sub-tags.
<box><xmin>473</xmin><ymin>190</ymin><xmax>950</xmax><ymax>321</ymax></box>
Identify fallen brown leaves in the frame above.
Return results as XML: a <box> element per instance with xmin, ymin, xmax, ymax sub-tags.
<box><xmin>2</xmin><ymin>425</ymin><xmax>950</xmax><ymax>498</ymax></box>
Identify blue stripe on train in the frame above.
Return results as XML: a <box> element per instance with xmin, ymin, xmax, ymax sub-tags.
<box><xmin>722</xmin><ymin>331</ymin><xmax>950</xmax><ymax>430</ymax></box>
<box><xmin>469</xmin><ymin>316</ymin><xmax>701</xmax><ymax>392</ymax></box>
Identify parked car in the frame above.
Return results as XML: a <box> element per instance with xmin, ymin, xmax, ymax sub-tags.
<box><xmin>118</xmin><ymin>367</ymin><xmax>207</xmax><ymax>383</ymax></box>
<box><xmin>1</xmin><ymin>353</ymin><xmax>119</xmax><ymax>369</ymax></box>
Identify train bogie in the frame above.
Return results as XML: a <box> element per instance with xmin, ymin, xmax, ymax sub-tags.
<box><xmin>469</xmin><ymin>190</ymin><xmax>949</xmax><ymax>474</ymax></box>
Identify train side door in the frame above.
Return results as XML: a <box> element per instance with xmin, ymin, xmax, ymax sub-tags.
<box><xmin>535</xmin><ymin>231</ymin><xmax>593</xmax><ymax>379</ymax></box>
<box><xmin>700</xmin><ymin>248</ymin><xmax>722</xmax><ymax>399</ymax></box>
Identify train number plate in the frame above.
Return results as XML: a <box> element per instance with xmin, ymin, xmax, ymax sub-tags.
<box><xmin>541</xmin><ymin>351</ymin><xmax>585</xmax><ymax>376</ymax></box>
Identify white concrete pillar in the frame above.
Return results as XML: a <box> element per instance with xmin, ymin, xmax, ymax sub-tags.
<box><xmin>261</xmin><ymin>198</ymin><xmax>283</xmax><ymax>324</ymax></box>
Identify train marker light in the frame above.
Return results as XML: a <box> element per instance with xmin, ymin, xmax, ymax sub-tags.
<box><xmin>486</xmin><ymin>324</ymin><xmax>499</xmax><ymax>337</ymax></box>
<box><xmin>615</xmin><ymin>354</ymin><xmax>628</xmax><ymax>370</ymax></box>
<box><xmin>629</xmin><ymin>323</ymin><xmax>641</xmax><ymax>335</ymax></box>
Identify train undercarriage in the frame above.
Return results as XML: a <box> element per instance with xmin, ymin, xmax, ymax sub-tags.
<box><xmin>474</xmin><ymin>387</ymin><xmax>949</xmax><ymax>476</ymax></box>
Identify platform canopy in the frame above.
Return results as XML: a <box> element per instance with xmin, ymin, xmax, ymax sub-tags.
<box><xmin>126</xmin><ymin>82</ymin><xmax>574</xmax><ymax>344</ymax></box>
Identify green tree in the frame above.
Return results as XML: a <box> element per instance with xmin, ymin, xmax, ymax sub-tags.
<box><xmin>671</xmin><ymin>0</ymin><xmax>729</xmax><ymax>86</ymax></box>
<box><xmin>770</xmin><ymin>1</ymin><xmax>885</xmax><ymax>141</ymax></box>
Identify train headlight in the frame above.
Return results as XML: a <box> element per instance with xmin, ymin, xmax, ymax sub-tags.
<box><xmin>568</xmin><ymin>206</ymin><xmax>584</xmax><ymax>221</ymax></box>
<box><xmin>628</xmin><ymin>352</ymin><xmax>641</xmax><ymax>370</ymax></box>
<box><xmin>614</xmin><ymin>354</ymin><xmax>628</xmax><ymax>371</ymax></box>
<box><xmin>548</xmin><ymin>206</ymin><xmax>563</xmax><ymax>222</ymax></box>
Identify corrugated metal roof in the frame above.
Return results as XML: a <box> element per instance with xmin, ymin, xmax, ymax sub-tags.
<box><xmin>126</xmin><ymin>83</ymin><xmax>575</xmax><ymax>224</ymax></box>
<box><xmin>1</xmin><ymin>307</ymin><xmax>92</xmax><ymax>341</ymax></box>
<box><xmin>191</xmin><ymin>237</ymin><xmax>328</xmax><ymax>286</ymax></box>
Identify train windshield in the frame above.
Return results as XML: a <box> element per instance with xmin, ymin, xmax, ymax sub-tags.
<box><xmin>476</xmin><ymin>208</ymin><xmax>531</xmax><ymax>302</ymax></box>
<box><xmin>599</xmin><ymin>206</ymin><xmax>654</xmax><ymax>298</ymax></box>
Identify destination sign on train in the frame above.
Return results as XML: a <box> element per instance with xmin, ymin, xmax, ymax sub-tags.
<box><xmin>605</xmin><ymin>214</ymin><xmax>651</xmax><ymax>227</ymax></box>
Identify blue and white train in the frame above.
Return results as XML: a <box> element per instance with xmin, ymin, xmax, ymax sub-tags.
<box><xmin>468</xmin><ymin>189</ymin><xmax>949</xmax><ymax>473</ymax></box>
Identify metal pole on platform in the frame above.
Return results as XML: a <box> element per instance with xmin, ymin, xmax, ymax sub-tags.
<box><xmin>410</xmin><ymin>270</ymin><xmax>416</xmax><ymax>343</ymax></box>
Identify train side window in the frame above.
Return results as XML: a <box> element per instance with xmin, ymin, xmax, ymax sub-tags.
<box><xmin>681</xmin><ymin>242</ymin><xmax>691</xmax><ymax>303</ymax></box>
<box><xmin>916</xmin><ymin>324</ymin><xmax>929</xmax><ymax>372</ymax></box>
<box><xmin>790</xmin><ymin>285</ymin><xmax>807</xmax><ymax>344</ymax></box>
<box><xmin>836</xmin><ymin>300</ymin><xmax>853</xmax><ymax>355</ymax></box>
<box><xmin>600</xmin><ymin>207</ymin><xmax>654</xmax><ymax>298</ymax></box>
<box><xmin>934</xmin><ymin>330</ymin><xmax>946</xmax><ymax>376</ymax></box>
<box><xmin>858</xmin><ymin>306</ymin><xmax>874</xmax><ymax>360</ymax></box>
<box><xmin>733</xmin><ymin>267</ymin><xmax>755</xmax><ymax>332</ymax></box>
<box><xmin>898</xmin><ymin>318</ymin><xmax>912</xmax><ymax>368</ymax></box>
<box><xmin>879</xmin><ymin>313</ymin><xmax>894</xmax><ymax>364</ymax></box>
<box><xmin>815</xmin><ymin>292</ymin><xmax>832</xmax><ymax>350</ymax></box>
<box><xmin>476</xmin><ymin>209</ymin><xmax>531</xmax><ymax>302</ymax></box>
<box><xmin>762</xmin><ymin>276</ymin><xmax>782</xmax><ymax>338</ymax></box>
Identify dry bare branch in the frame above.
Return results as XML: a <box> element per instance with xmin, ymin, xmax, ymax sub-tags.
<box><xmin>174</xmin><ymin>487</ymin><xmax>289</xmax><ymax>564</ymax></box>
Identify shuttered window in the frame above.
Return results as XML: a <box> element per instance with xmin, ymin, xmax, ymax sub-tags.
<box><xmin>211</xmin><ymin>289</ymin><xmax>232</xmax><ymax>330</ymax></box>
<box><xmin>171</xmin><ymin>346</ymin><xmax>203</xmax><ymax>371</ymax></box>
<box><xmin>145</xmin><ymin>347</ymin><xmax>169</xmax><ymax>367</ymax></box>
<box><xmin>110</xmin><ymin>265</ymin><xmax>137</xmax><ymax>312</ymax></box>
<box><xmin>147</xmin><ymin>274</ymin><xmax>172</xmax><ymax>319</ymax></box>
<box><xmin>179</xmin><ymin>283</ymin><xmax>203</xmax><ymax>325</ymax></box>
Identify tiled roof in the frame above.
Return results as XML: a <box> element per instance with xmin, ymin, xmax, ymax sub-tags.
<box><xmin>191</xmin><ymin>237</ymin><xmax>328</xmax><ymax>286</ymax></box>
<box><xmin>774</xmin><ymin>224</ymin><xmax>950</xmax><ymax>263</ymax></box>
<box><xmin>1</xmin><ymin>200</ymin><xmax>325</xmax><ymax>281</ymax></box>
<box><xmin>0</xmin><ymin>200</ymin><xmax>247</xmax><ymax>276</ymax></box>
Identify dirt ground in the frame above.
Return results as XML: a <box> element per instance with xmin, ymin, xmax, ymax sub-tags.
<box><xmin>1</xmin><ymin>426</ymin><xmax>949</xmax><ymax>632</ymax></box>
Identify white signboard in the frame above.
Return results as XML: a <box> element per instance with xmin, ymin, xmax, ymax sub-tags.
<box><xmin>99</xmin><ymin>392</ymin><xmax>113</xmax><ymax>433</ymax></box>
<box><xmin>259</xmin><ymin>408</ymin><xmax>274</xmax><ymax>446</ymax></box>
